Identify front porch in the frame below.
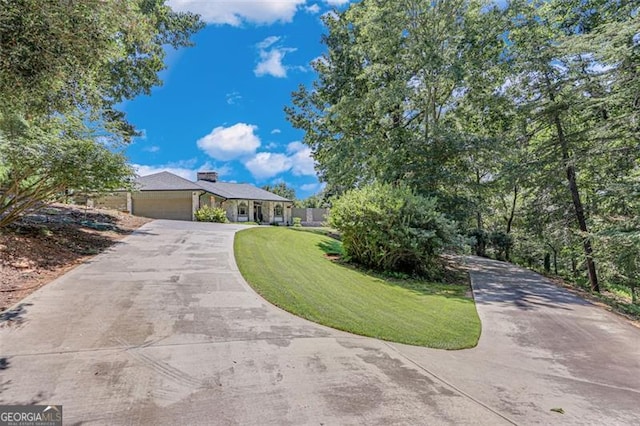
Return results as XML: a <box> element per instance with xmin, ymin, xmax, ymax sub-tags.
<box><xmin>200</xmin><ymin>195</ymin><xmax>292</xmax><ymax>225</ymax></box>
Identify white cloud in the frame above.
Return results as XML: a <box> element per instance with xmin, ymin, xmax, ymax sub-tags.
<box><xmin>197</xmin><ymin>123</ymin><xmax>261</xmax><ymax>161</ymax></box>
<box><xmin>300</xmin><ymin>183</ymin><xmax>321</xmax><ymax>192</ymax></box>
<box><xmin>244</xmin><ymin>152</ymin><xmax>292</xmax><ymax>179</ymax></box>
<box><xmin>324</xmin><ymin>0</ymin><xmax>351</xmax><ymax>5</ymax></box>
<box><xmin>255</xmin><ymin>50</ymin><xmax>288</xmax><ymax>78</ymax></box>
<box><xmin>306</xmin><ymin>4</ymin><xmax>321</xmax><ymax>14</ymax></box>
<box><xmin>321</xmin><ymin>10</ymin><xmax>339</xmax><ymax>21</ymax></box>
<box><xmin>132</xmin><ymin>160</ymin><xmax>224</xmax><ymax>181</ymax></box>
<box><xmin>142</xmin><ymin>145</ymin><xmax>160</xmax><ymax>153</ymax></box>
<box><xmin>254</xmin><ymin>36</ymin><xmax>297</xmax><ymax>78</ymax></box>
<box><xmin>257</xmin><ymin>36</ymin><xmax>280</xmax><ymax>50</ymax></box>
<box><xmin>167</xmin><ymin>0</ymin><xmax>307</xmax><ymax>26</ymax></box>
<box><xmin>226</xmin><ymin>91</ymin><xmax>242</xmax><ymax>105</ymax></box>
<box><xmin>243</xmin><ymin>141</ymin><xmax>316</xmax><ymax>180</ymax></box>
<box><xmin>287</xmin><ymin>141</ymin><xmax>316</xmax><ymax>176</ymax></box>
<box><xmin>265</xmin><ymin>141</ymin><xmax>280</xmax><ymax>150</ymax></box>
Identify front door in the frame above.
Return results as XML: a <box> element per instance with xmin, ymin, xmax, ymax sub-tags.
<box><xmin>253</xmin><ymin>203</ymin><xmax>263</xmax><ymax>223</ymax></box>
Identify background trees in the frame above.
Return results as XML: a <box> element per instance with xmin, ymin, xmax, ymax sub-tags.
<box><xmin>286</xmin><ymin>0</ymin><xmax>508</xmax><ymax>203</ymax></box>
<box><xmin>0</xmin><ymin>0</ymin><xmax>203</xmax><ymax>227</ymax></box>
<box><xmin>261</xmin><ymin>182</ymin><xmax>297</xmax><ymax>200</ymax></box>
<box><xmin>288</xmin><ymin>0</ymin><xmax>640</xmax><ymax>295</ymax></box>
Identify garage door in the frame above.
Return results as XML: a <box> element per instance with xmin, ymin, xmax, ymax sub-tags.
<box><xmin>132</xmin><ymin>191</ymin><xmax>193</xmax><ymax>221</ymax></box>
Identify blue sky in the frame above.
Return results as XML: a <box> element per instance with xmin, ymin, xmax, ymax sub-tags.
<box><xmin>124</xmin><ymin>1</ymin><xmax>353</xmax><ymax>199</ymax></box>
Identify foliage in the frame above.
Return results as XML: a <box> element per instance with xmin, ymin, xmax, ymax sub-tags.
<box><xmin>235</xmin><ymin>227</ymin><xmax>480</xmax><ymax>348</ymax></box>
<box><xmin>468</xmin><ymin>228</ymin><xmax>489</xmax><ymax>257</ymax></box>
<box><xmin>194</xmin><ymin>206</ymin><xmax>228</xmax><ymax>223</ymax></box>
<box><xmin>261</xmin><ymin>182</ymin><xmax>296</xmax><ymax>200</ymax></box>
<box><xmin>292</xmin><ymin>217</ymin><xmax>302</xmax><ymax>227</ymax></box>
<box><xmin>288</xmin><ymin>0</ymin><xmax>640</xmax><ymax>295</ymax></box>
<box><xmin>0</xmin><ymin>0</ymin><xmax>204</xmax><ymax>227</ymax></box>
<box><xmin>489</xmin><ymin>231</ymin><xmax>513</xmax><ymax>261</ymax></box>
<box><xmin>0</xmin><ymin>0</ymin><xmax>203</xmax><ymax>126</ymax></box>
<box><xmin>329</xmin><ymin>182</ymin><xmax>454</xmax><ymax>276</ymax></box>
<box><xmin>595</xmin><ymin>223</ymin><xmax>640</xmax><ymax>303</ymax></box>
<box><xmin>0</xmin><ymin>115</ymin><xmax>132</xmax><ymax>227</ymax></box>
<box><xmin>295</xmin><ymin>190</ymin><xmax>331</xmax><ymax>208</ymax></box>
<box><xmin>286</xmin><ymin>0</ymin><xmax>508</xmax><ymax>213</ymax></box>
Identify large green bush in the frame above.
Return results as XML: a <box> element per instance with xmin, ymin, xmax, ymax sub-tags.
<box><xmin>194</xmin><ymin>206</ymin><xmax>228</xmax><ymax>223</ymax></box>
<box><xmin>329</xmin><ymin>182</ymin><xmax>454</xmax><ymax>276</ymax></box>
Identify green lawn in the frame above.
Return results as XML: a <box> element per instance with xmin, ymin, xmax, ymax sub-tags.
<box><xmin>234</xmin><ymin>227</ymin><xmax>481</xmax><ymax>349</ymax></box>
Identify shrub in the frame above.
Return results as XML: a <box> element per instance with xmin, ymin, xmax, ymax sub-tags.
<box><xmin>194</xmin><ymin>206</ymin><xmax>228</xmax><ymax>223</ymax></box>
<box><xmin>489</xmin><ymin>230</ymin><xmax>513</xmax><ymax>261</ymax></box>
<box><xmin>329</xmin><ymin>182</ymin><xmax>454</xmax><ymax>276</ymax></box>
<box><xmin>293</xmin><ymin>217</ymin><xmax>302</xmax><ymax>227</ymax></box>
<box><xmin>467</xmin><ymin>228</ymin><xmax>488</xmax><ymax>257</ymax></box>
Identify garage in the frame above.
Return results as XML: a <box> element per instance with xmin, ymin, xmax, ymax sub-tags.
<box><xmin>132</xmin><ymin>191</ymin><xmax>195</xmax><ymax>221</ymax></box>
<box><xmin>127</xmin><ymin>172</ymin><xmax>203</xmax><ymax>221</ymax></box>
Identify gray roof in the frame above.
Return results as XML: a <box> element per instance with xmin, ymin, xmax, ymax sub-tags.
<box><xmin>196</xmin><ymin>180</ymin><xmax>291</xmax><ymax>202</ymax></box>
<box><xmin>135</xmin><ymin>171</ymin><xmax>203</xmax><ymax>191</ymax></box>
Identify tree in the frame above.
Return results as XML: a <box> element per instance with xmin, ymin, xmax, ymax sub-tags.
<box><xmin>261</xmin><ymin>182</ymin><xmax>296</xmax><ymax>200</ymax></box>
<box><xmin>286</xmin><ymin>0</ymin><xmax>508</xmax><ymax>213</ymax></box>
<box><xmin>288</xmin><ymin>0</ymin><xmax>640</xmax><ymax>297</ymax></box>
<box><xmin>296</xmin><ymin>192</ymin><xmax>331</xmax><ymax>209</ymax></box>
<box><xmin>0</xmin><ymin>0</ymin><xmax>203</xmax><ymax>127</ymax></box>
<box><xmin>503</xmin><ymin>0</ymin><xmax>640</xmax><ymax>291</ymax></box>
<box><xmin>0</xmin><ymin>0</ymin><xmax>204</xmax><ymax>227</ymax></box>
<box><xmin>0</xmin><ymin>115</ymin><xmax>132</xmax><ymax>227</ymax></box>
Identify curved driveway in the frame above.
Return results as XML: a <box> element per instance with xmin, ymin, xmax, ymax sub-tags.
<box><xmin>1</xmin><ymin>220</ymin><xmax>639</xmax><ymax>425</ymax></box>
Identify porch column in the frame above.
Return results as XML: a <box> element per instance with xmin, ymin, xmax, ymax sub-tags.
<box><xmin>126</xmin><ymin>192</ymin><xmax>132</xmax><ymax>213</ymax></box>
<box><xmin>191</xmin><ymin>191</ymin><xmax>200</xmax><ymax>221</ymax></box>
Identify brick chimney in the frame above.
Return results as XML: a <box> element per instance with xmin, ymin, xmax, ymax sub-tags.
<box><xmin>197</xmin><ymin>171</ymin><xmax>218</xmax><ymax>183</ymax></box>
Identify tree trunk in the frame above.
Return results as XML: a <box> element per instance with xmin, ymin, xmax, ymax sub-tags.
<box><xmin>557</xmin><ymin>127</ymin><xmax>599</xmax><ymax>292</ymax></box>
<box><xmin>476</xmin><ymin>170</ymin><xmax>482</xmax><ymax>230</ymax></box>
<box><xmin>546</xmin><ymin>243</ymin><xmax>558</xmax><ymax>275</ymax></box>
<box><xmin>546</xmin><ymin>74</ymin><xmax>600</xmax><ymax>292</ymax></box>
<box><xmin>506</xmin><ymin>185</ymin><xmax>518</xmax><ymax>234</ymax></box>
<box><xmin>504</xmin><ymin>185</ymin><xmax>517</xmax><ymax>262</ymax></box>
<box><xmin>544</xmin><ymin>253</ymin><xmax>551</xmax><ymax>273</ymax></box>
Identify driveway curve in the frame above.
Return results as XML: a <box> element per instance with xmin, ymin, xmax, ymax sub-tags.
<box><xmin>1</xmin><ymin>220</ymin><xmax>639</xmax><ymax>425</ymax></box>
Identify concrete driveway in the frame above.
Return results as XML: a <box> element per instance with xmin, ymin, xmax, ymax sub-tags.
<box><xmin>1</xmin><ymin>221</ymin><xmax>639</xmax><ymax>425</ymax></box>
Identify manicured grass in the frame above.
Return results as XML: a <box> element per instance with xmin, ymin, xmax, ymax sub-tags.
<box><xmin>234</xmin><ymin>227</ymin><xmax>481</xmax><ymax>349</ymax></box>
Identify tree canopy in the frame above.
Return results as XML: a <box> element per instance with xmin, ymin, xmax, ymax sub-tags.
<box><xmin>0</xmin><ymin>0</ymin><xmax>204</xmax><ymax>227</ymax></box>
<box><xmin>287</xmin><ymin>0</ymin><xmax>640</xmax><ymax>295</ymax></box>
<box><xmin>262</xmin><ymin>182</ymin><xmax>297</xmax><ymax>200</ymax></box>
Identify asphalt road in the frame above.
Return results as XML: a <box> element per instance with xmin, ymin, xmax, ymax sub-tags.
<box><xmin>1</xmin><ymin>220</ymin><xmax>639</xmax><ymax>425</ymax></box>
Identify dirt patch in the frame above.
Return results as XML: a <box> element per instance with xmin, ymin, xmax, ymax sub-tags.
<box><xmin>323</xmin><ymin>253</ymin><xmax>341</xmax><ymax>262</ymax></box>
<box><xmin>0</xmin><ymin>203</ymin><xmax>151</xmax><ymax>312</ymax></box>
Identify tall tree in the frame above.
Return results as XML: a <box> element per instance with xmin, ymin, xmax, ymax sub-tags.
<box><xmin>0</xmin><ymin>0</ymin><xmax>203</xmax><ymax>129</ymax></box>
<box><xmin>504</xmin><ymin>0</ymin><xmax>639</xmax><ymax>291</ymax></box>
<box><xmin>0</xmin><ymin>0</ymin><xmax>204</xmax><ymax>227</ymax></box>
<box><xmin>286</xmin><ymin>0</ymin><xmax>508</xmax><ymax>210</ymax></box>
<box><xmin>287</xmin><ymin>0</ymin><xmax>640</xmax><ymax>296</ymax></box>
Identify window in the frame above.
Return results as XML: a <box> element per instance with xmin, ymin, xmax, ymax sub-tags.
<box><xmin>274</xmin><ymin>204</ymin><xmax>283</xmax><ymax>216</ymax></box>
<box><xmin>238</xmin><ymin>201</ymin><xmax>248</xmax><ymax>216</ymax></box>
